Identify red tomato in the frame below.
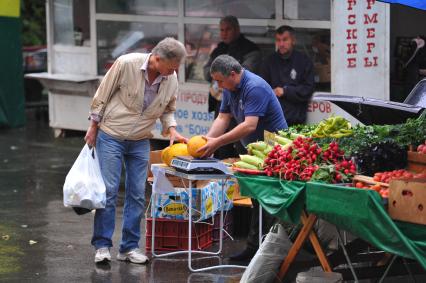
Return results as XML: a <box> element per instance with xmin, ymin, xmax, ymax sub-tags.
<box><xmin>370</xmin><ymin>184</ymin><xmax>381</xmax><ymax>192</ymax></box>
<box><xmin>403</xmin><ymin>172</ymin><xmax>413</xmax><ymax>179</ymax></box>
<box><xmin>355</xmin><ymin>182</ymin><xmax>365</xmax><ymax>188</ymax></box>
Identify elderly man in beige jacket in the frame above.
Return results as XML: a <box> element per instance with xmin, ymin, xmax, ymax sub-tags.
<box><xmin>84</xmin><ymin>37</ymin><xmax>187</xmax><ymax>264</ymax></box>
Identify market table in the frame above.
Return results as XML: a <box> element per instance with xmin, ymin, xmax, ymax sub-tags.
<box><xmin>235</xmin><ymin>173</ymin><xmax>426</xmax><ymax>280</ymax></box>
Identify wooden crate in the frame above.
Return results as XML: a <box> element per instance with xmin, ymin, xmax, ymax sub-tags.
<box><xmin>388</xmin><ymin>179</ymin><xmax>426</xmax><ymax>225</ymax></box>
<box><xmin>407</xmin><ymin>151</ymin><xmax>426</xmax><ymax>173</ymax></box>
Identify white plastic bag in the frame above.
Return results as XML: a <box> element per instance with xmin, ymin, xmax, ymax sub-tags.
<box><xmin>240</xmin><ymin>223</ymin><xmax>293</xmax><ymax>283</ymax></box>
<box><xmin>63</xmin><ymin>144</ymin><xmax>106</xmax><ymax>210</ymax></box>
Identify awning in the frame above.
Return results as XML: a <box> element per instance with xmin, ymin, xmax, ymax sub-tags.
<box><xmin>25</xmin><ymin>72</ymin><xmax>100</xmax><ymax>83</ymax></box>
<box><xmin>25</xmin><ymin>72</ymin><xmax>100</xmax><ymax>96</ymax></box>
<box><xmin>378</xmin><ymin>0</ymin><xmax>426</xmax><ymax>11</ymax></box>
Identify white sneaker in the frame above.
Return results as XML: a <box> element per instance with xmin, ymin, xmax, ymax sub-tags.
<box><xmin>94</xmin><ymin>247</ymin><xmax>111</xmax><ymax>263</ymax></box>
<box><xmin>117</xmin><ymin>248</ymin><xmax>149</xmax><ymax>264</ymax></box>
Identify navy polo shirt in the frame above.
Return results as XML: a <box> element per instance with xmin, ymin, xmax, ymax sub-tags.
<box><xmin>219</xmin><ymin>70</ymin><xmax>288</xmax><ymax>146</ymax></box>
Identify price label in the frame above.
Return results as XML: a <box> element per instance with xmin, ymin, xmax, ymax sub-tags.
<box><xmin>264</xmin><ymin>130</ymin><xmax>276</xmax><ymax>147</ymax></box>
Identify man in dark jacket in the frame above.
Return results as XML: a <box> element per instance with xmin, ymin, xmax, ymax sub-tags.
<box><xmin>203</xmin><ymin>15</ymin><xmax>261</xmax><ymax>159</ymax></box>
<box><xmin>261</xmin><ymin>25</ymin><xmax>315</xmax><ymax>126</ymax></box>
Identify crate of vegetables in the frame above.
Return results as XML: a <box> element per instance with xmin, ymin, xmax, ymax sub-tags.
<box><xmin>352</xmin><ymin>169</ymin><xmax>426</xmax><ymax>199</ymax></box>
<box><xmin>407</xmin><ymin>141</ymin><xmax>426</xmax><ymax>173</ymax></box>
<box><xmin>352</xmin><ymin>175</ymin><xmax>389</xmax><ymax>198</ymax></box>
<box><xmin>388</xmin><ymin>178</ymin><xmax>426</xmax><ymax>225</ymax></box>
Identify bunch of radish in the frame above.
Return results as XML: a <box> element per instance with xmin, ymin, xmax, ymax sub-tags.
<box><xmin>263</xmin><ymin>137</ymin><xmax>356</xmax><ymax>183</ymax></box>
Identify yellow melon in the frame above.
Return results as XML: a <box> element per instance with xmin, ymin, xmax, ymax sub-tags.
<box><xmin>161</xmin><ymin>143</ymin><xmax>188</xmax><ymax>166</ymax></box>
<box><xmin>187</xmin><ymin>135</ymin><xmax>207</xmax><ymax>158</ymax></box>
<box><xmin>161</xmin><ymin>146</ymin><xmax>170</xmax><ymax>164</ymax></box>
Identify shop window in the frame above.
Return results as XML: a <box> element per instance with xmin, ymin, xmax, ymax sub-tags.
<box><xmin>185</xmin><ymin>24</ymin><xmax>273</xmax><ymax>82</ymax></box>
<box><xmin>293</xmin><ymin>29</ymin><xmax>331</xmax><ymax>89</ymax></box>
<box><xmin>96</xmin><ymin>0</ymin><xmax>178</xmax><ymax>16</ymax></box>
<box><xmin>284</xmin><ymin>0</ymin><xmax>330</xmax><ymax>21</ymax></box>
<box><xmin>184</xmin><ymin>24</ymin><xmax>220</xmax><ymax>82</ymax></box>
<box><xmin>53</xmin><ymin>0</ymin><xmax>90</xmax><ymax>46</ymax></box>
<box><xmin>97</xmin><ymin>21</ymin><xmax>178</xmax><ymax>75</ymax></box>
<box><xmin>185</xmin><ymin>0</ymin><xmax>275</xmax><ymax>19</ymax></box>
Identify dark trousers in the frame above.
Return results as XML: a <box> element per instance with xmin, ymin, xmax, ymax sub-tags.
<box><xmin>246</xmin><ymin>199</ymin><xmax>276</xmax><ymax>250</ymax></box>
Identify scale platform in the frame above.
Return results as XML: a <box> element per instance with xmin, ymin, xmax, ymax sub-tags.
<box><xmin>170</xmin><ymin>156</ymin><xmax>230</xmax><ymax>174</ymax></box>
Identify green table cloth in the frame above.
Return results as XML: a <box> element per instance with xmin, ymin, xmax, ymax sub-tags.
<box><xmin>235</xmin><ymin>173</ymin><xmax>426</xmax><ymax>269</ymax></box>
<box><xmin>236</xmin><ymin>173</ymin><xmax>305</xmax><ymax>224</ymax></box>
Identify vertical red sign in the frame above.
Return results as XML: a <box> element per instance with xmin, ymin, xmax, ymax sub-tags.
<box><xmin>345</xmin><ymin>0</ymin><xmax>379</xmax><ymax>69</ymax></box>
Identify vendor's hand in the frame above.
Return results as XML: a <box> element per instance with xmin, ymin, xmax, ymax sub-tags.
<box><xmin>198</xmin><ymin>136</ymin><xmax>221</xmax><ymax>158</ymax></box>
<box><xmin>169</xmin><ymin>127</ymin><xmax>188</xmax><ymax>146</ymax></box>
<box><xmin>84</xmin><ymin>123</ymin><xmax>98</xmax><ymax>147</ymax></box>
<box><xmin>274</xmin><ymin>87</ymin><xmax>284</xmax><ymax>98</ymax></box>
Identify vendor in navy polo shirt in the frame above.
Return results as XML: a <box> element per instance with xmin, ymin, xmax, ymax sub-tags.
<box><xmin>199</xmin><ymin>54</ymin><xmax>288</xmax><ymax>262</ymax></box>
<box><xmin>199</xmin><ymin>54</ymin><xmax>287</xmax><ymax>156</ymax></box>
<box><xmin>260</xmin><ymin>25</ymin><xmax>315</xmax><ymax>126</ymax></box>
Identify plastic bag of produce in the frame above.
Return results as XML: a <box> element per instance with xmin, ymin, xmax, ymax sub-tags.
<box><xmin>240</xmin><ymin>223</ymin><xmax>293</xmax><ymax>283</ymax></box>
<box><xmin>63</xmin><ymin>144</ymin><xmax>106</xmax><ymax>210</ymax></box>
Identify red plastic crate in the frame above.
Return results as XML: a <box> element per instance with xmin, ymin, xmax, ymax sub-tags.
<box><xmin>145</xmin><ymin>218</ymin><xmax>213</xmax><ymax>251</ymax></box>
<box><xmin>212</xmin><ymin>211</ymin><xmax>233</xmax><ymax>242</ymax></box>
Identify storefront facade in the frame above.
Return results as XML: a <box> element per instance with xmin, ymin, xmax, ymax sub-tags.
<box><xmin>30</xmin><ymin>0</ymin><xmax>424</xmax><ymax>138</ymax></box>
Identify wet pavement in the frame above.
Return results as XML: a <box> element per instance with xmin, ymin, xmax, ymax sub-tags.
<box><xmin>2</xmin><ymin>112</ymin><xmax>425</xmax><ymax>283</ymax></box>
<box><xmin>0</xmin><ymin>113</ymin><xmax>245</xmax><ymax>283</ymax></box>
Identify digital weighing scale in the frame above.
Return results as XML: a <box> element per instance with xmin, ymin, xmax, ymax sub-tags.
<box><xmin>170</xmin><ymin>156</ymin><xmax>230</xmax><ymax>174</ymax></box>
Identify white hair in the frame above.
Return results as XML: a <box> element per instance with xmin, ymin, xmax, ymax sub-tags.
<box><xmin>152</xmin><ymin>37</ymin><xmax>187</xmax><ymax>63</ymax></box>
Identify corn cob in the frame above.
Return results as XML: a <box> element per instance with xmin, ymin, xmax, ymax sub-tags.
<box><xmin>252</xmin><ymin>149</ymin><xmax>266</xmax><ymax>160</ymax></box>
<box><xmin>233</xmin><ymin>161</ymin><xmax>258</xmax><ymax>170</ymax></box>
<box><xmin>250</xmin><ymin>141</ymin><xmax>267</xmax><ymax>151</ymax></box>
<box><xmin>239</xmin><ymin>154</ymin><xmax>264</xmax><ymax>169</ymax></box>
<box><xmin>263</xmin><ymin>145</ymin><xmax>273</xmax><ymax>155</ymax></box>
<box><xmin>290</xmin><ymin>133</ymin><xmax>306</xmax><ymax>139</ymax></box>
<box><xmin>275</xmin><ymin>136</ymin><xmax>292</xmax><ymax>145</ymax></box>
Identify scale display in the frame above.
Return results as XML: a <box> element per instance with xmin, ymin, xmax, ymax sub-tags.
<box><xmin>170</xmin><ymin>156</ymin><xmax>229</xmax><ymax>174</ymax></box>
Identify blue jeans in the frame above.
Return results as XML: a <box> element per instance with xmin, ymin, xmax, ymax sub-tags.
<box><xmin>91</xmin><ymin>130</ymin><xmax>150</xmax><ymax>253</ymax></box>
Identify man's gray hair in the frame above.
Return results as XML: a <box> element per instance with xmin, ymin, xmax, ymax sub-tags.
<box><xmin>152</xmin><ymin>37</ymin><xmax>187</xmax><ymax>62</ymax></box>
<box><xmin>210</xmin><ymin>55</ymin><xmax>242</xmax><ymax>77</ymax></box>
<box><xmin>220</xmin><ymin>15</ymin><xmax>240</xmax><ymax>30</ymax></box>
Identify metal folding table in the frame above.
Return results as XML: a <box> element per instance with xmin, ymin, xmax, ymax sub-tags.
<box><xmin>150</xmin><ymin>164</ymin><xmax>248</xmax><ymax>272</ymax></box>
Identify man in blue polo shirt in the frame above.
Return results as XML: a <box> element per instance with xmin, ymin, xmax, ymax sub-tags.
<box><xmin>199</xmin><ymin>54</ymin><xmax>288</xmax><ymax>262</ymax></box>
<box><xmin>200</xmin><ymin>55</ymin><xmax>287</xmax><ymax>154</ymax></box>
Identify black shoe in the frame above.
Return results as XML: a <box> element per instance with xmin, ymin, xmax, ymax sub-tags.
<box><xmin>229</xmin><ymin>247</ymin><xmax>257</xmax><ymax>262</ymax></box>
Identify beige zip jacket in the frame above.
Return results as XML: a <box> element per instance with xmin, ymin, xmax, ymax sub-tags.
<box><xmin>90</xmin><ymin>53</ymin><xmax>178</xmax><ymax>140</ymax></box>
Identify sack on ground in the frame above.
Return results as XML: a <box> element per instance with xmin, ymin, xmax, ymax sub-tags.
<box><xmin>63</xmin><ymin>144</ymin><xmax>106</xmax><ymax>210</ymax></box>
<box><xmin>240</xmin><ymin>223</ymin><xmax>293</xmax><ymax>283</ymax></box>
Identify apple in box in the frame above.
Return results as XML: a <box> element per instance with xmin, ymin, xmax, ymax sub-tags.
<box><xmin>417</xmin><ymin>141</ymin><xmax>426</xmax><ymax>154</ymax></box>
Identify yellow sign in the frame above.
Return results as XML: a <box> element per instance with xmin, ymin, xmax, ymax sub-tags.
<box><xmin>164</xmin><ymin>203</ymin><xmax>187</xmax><ymax>215</ymax></box>
<box><xmin>205</xmin><ymin>197</ymin><xmax>213</xmax><ymax>214</ymax></box>
<box><xmin>226</xmin><ymin>185</ymin><xmax>235</xmax><ymax>200</ymax></box>
<box><xmin>264</xmin><ymin>130</ymin><xmax>276</xmax><ymax>147</ymax></box>
<box><xmin>0</xmin><ymin>0</ymin><xmax>20</xmax><ymax>18</ymax></box>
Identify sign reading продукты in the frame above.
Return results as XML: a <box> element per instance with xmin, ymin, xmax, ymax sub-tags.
<box><xmin>152</xmin><ymin>84</ymin><xmax>213</xmax><ymax>140</ymax></box>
